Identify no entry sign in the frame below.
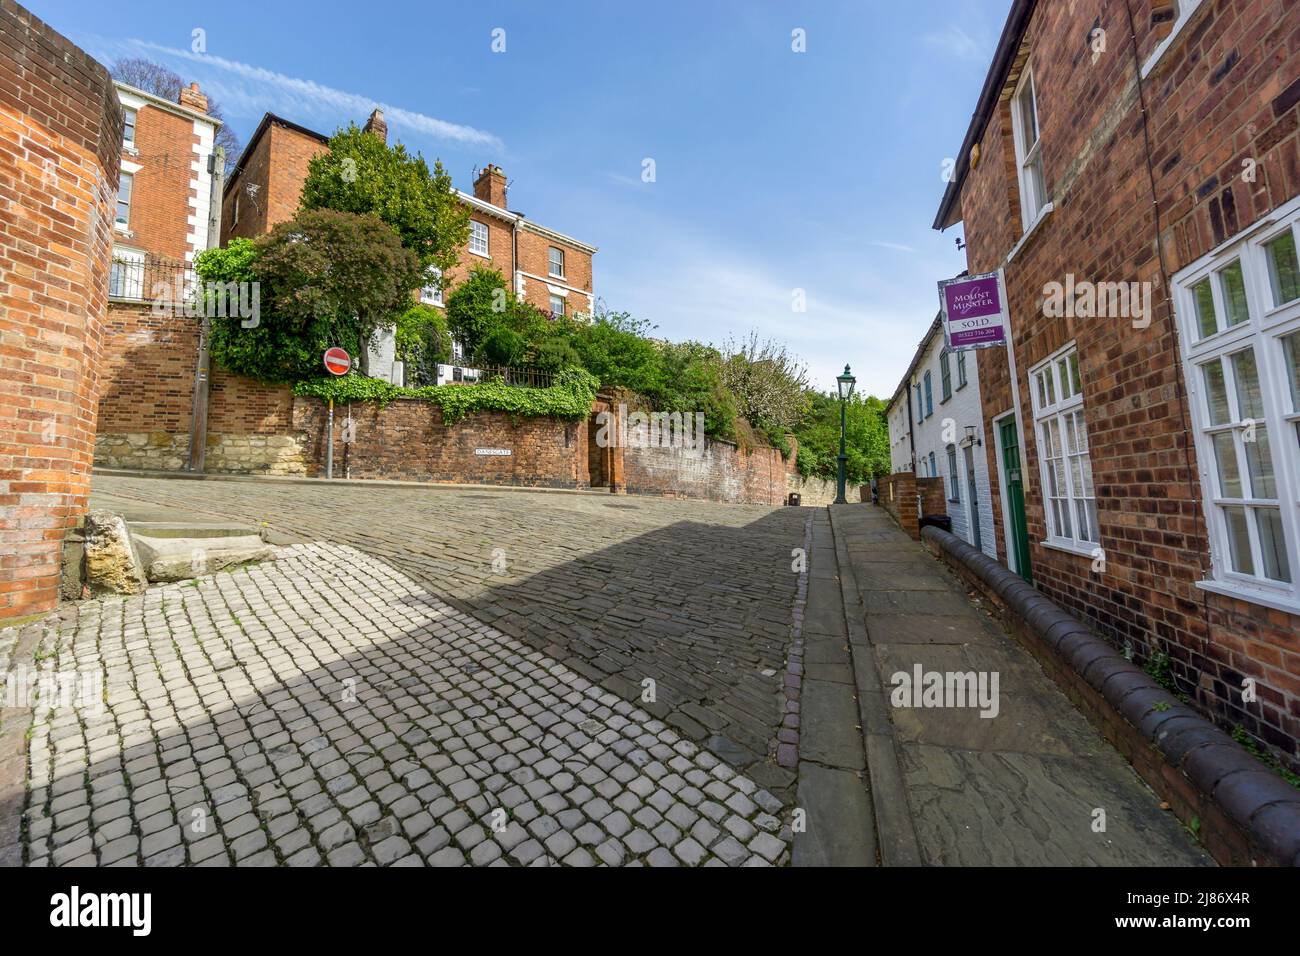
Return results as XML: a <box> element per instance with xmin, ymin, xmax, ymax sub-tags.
<box><xmin>323</xmin><ymin>347</ymin><xmax>351</xmax><ymax>376</ymax></box>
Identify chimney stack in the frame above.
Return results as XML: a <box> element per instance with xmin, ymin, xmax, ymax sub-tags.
<box><xmin>178</xmin><ymin>81</ymin><xmax>208</xmax><ymax>114</ymax></box>
<box><xmin>473</xmin><ymin>164</ymin><xmax>507</xmax><ymax>208</ymax></box>
<box><xmin>363</xmin><ymin>108</ymin><xmax>387</xmax><ymax>142</ymax></box>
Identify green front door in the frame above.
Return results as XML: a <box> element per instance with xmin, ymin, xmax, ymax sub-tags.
<box><xmin>999</xmin><ymin>418</ymin><xmax>1032</xmax><ymax>582</ymax></box>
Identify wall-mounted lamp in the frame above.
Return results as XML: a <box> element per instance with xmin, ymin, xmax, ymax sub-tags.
<box><xmin>962</xmin><ymin>425</ymin><xmax>982</xmax><ymax>447</ymax></box>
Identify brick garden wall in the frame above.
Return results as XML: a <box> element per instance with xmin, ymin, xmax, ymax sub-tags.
<box><xmin>622</xmin><ymin>435</ymin><xmax>795</xmax><ymax>507</ymax></box>
<box><xmin>292</xmin><ymin>397</ymin><xmax>588</xmax><ymax>488</ymax></box>
<box><xmin>96</xmin><ymin>360</ymin><xmax>797</xmax><ymax>504</ymax></box>
<box><xmin>957</xmin><ymin>0</ymin><xmax>1300</xmax><ymax>769</ymax></box>
<box><xmin>0</xmin><ymin>1</ymin><xmax>121</xmax><ymax>619</ymax></box>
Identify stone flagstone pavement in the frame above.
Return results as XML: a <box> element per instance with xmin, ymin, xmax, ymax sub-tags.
<box><xmin>16</xmin><ymin>544</ymin><xmax>791</xmax><ymax>867</ymax></box>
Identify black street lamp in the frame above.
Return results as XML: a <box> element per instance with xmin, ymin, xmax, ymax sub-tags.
<box><xmin>834</xmin><ymin>364</ymin><xmax>856</xmax><ymax>504</ymax></box>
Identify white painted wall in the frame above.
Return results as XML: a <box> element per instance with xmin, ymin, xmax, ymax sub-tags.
<box><xmin>905</xmin><ymin>332</ymin><xmax>998</xmax><ymax>560</ymax></box>
<box><xmin>887</xmin><ymin>393</ymin><xmax>912</xmax><ymax>473</ymax></box>
<box><xmin>186</xmin><ymin>117</ymin><xmax>216</xmax><ymax>261</ymax></box>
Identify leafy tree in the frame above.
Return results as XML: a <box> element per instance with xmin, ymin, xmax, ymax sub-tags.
<box><xmin>444</xmin><ymin>266</ymin><xmax>512</xmax><ymax>359</ymax></box>
<box><xmin>198</xmin><ymin>210</ymin><xmax>422</xmax><ymax>383</ymax></box>
<box><xmin>648</xmin><ymin>340</ymin><xmax>736</xmax><ymax>440</ymax></box>
<box><xmin>298</xmin><ymin>124</ymin><xmax>470</xmax><ymax>280</ymax></box>
<box><xmin>567</xmin><ymin>307</ymin><xmax>668</xmax><ymax>397</ymax></box>
<box><xmin>109</xmin><ymin>57</ymin><xmax>242</xmax><ymax>171</ymax></box>
<box><xmin>792</xmin><ymin>391</ymin><xmax>890</xmax><ymax>484</ymax></box>
<box><xmin>395</xmin><ymin>303</ymin><xmax>452</xmax><ymax>386</ymax></box>
<box><xmin>720</xmin><ymin>332</ymin><xmax>812</xmax><ymax>432</ymax></box>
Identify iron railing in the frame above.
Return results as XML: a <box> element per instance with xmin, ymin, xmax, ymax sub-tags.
<box><xmin>476</xmin><ymin>365</ymin><xmax>555</xmax><ymax>389</ymax></box>
<box><xmin>109</xmin><ymin>253</ymin><xmax>196</xmax><ymax>303</ymax></box>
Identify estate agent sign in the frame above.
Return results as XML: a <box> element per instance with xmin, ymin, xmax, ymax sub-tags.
<box><xmin>939</xmin><ymin>270</ymin><xmax>1009</xmax><ymax>350</ymax></box>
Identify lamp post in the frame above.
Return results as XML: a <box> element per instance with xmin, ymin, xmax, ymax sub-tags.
<box><xmin>834</xmin><ymin>364</ymin><xmax>856</xmax><ymax>504</ymax></box>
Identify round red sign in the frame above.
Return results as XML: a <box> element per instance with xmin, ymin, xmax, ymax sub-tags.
<box><xmin>323</xmin><ymin>347</ymin><xmax>351</xmax><ymax>376</ymax></box>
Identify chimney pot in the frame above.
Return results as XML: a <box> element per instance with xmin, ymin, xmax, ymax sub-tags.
<box><xmin>474</xmin><ymin>164</ymin><xmax>508</xmax><ymax>208</ymax></box>
<box><xmin>363</xmin><ymin>108</ymin><xmax>388</xmax><ymax>143</ymax></box>
<box><xmin>178</xmin><ymin>81</ymin><xmax>208</xmax><ymax>114</ymax></box>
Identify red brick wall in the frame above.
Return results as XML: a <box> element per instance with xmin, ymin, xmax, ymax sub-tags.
<box><xmin>96</xmin><ymin>302</ymin><xmax>197</xmax><ymax>433</ymax></box>
<box><xmin>293</xmin><ymin>396</ymin><xmax>589</xmax><ymax>488</ymax></box>
<box><xmin>622</xmin><ymin>435</ymin><xmax>795</xmax><ymax>507</ymax></box>
<box><xmin>221</xmin><ymin>121</ymin><xmax>326</xmax><ymax>245</ymax></box>
<box><xmin>206</xmin><ymin>369</ymin><xmax>295</xmax><ymax>434</ymax></box>
<box><xmin>516</xmin><ymin>227</ymin><xmax>594</xmax><ymax>316</ymax></box>
<box><xmin>957</xmin><ymin>0</ymin><xmax>1300</xmax><ymax>769</ymax></box>
<box><xmin>119</xmin><ymin>102</ymin><xmax>198</xmax><ymax>262</ymax></box>
<box><xmin>444</xmin><ymin>210</ymin><xmax>514</xmax><ymax>289</ymax></box>
<box><xmin>0</xmin><ymin>0</ymin><xmax>120</xmax><ymax>619</ymax></box>
<box><xmin>878</xmin><ymin>472</ymin><xmax>918</xmax><ymax>537</ymax></box>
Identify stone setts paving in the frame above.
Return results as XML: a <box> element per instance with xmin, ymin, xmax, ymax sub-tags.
<box><xmin>18</xmin><ymin>544</ymin><xmax>791</xmax><ymax>867</ymax></box>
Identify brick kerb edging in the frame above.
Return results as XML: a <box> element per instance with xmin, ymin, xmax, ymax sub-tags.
<box><xmin>921</xmin><ymin>525</ymin><xmax>1300</xmax><ymax>867</ymax></box>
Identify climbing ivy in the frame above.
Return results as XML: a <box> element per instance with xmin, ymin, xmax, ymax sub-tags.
<box><xmin>292</xmin><ymin>367</ymin><xmax>599</xmax><ymax>425</ymax></box>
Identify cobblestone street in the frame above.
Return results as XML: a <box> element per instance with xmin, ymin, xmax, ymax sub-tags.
<box><xmin>91</xmin><ymin>476</ymin><xmax>810</xmax><ymax>783</ymax></box>
<box><xmin>15</xmin><ymin>543</ymin><xmax>791</xmax><ymax>867</ymax></box>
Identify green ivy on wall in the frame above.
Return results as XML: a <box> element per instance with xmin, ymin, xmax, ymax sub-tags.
<box><xmin>292</xmin><ymin>367</ymin><xmax>599</xmax><ymax>426</ymax></box>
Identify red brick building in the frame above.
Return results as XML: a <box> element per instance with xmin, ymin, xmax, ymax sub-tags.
<box><xmin>0</xmin><ymin>1</ymin><xmax>121</xmax><ymax>620</ymax></box>
<box><xmin>108</xmin><ymin>79</ymin><xmax>220</xmax><ymax>296</ymax></box>
<box><xmin>935</xmin><ymin>0</ymin><xmax>1300</xmax><ymax>770</ymax></box>
<box><xmin>222</xmin><ymin>109</ymin><xmax>597</xmax><ymax>322</ymax></box>
<box><xmin>92</xmin><ymin>77</ymin><xmax>221</xmax><ymax>473</ymax></box>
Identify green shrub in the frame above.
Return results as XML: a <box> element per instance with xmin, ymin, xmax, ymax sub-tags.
<box><xmin>292</xmin><ymin>366</ymin><xmax>599</xmax><ymax>425</ymax></box>
<box><xmin>395</xmin><ymin>304</ymin><xmax>451</xmax><ymax>386</ymax></box>
<box><xmin>199</xmin><ymin>211</ymin><xmax>421</xmax><ymax>384</ymax></box>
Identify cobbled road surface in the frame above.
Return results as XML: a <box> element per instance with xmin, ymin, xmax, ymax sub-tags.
<box><xmin>4</xmin><ymin>475</ymin><xmax>812</xmax><ymax>866</ymax></box>
<box><xmin>17</xmin><ymin>543</ymin><xmax>791</xmax><ymax>867</ymax></box>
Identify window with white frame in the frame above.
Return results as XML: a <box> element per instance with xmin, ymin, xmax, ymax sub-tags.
<box><xmin>469</xmin><ymin>220</ymin><xmax>489</xmax><ymax>257</ymax></box>
<box><xmin>1175</xmin><ymin>197</ymin><xmax>1300</xmax><ymax>605</ymax></box>
<box><xmin>420</xmin><ymin>266</ymin><xmax>443</xmax><ymax>307</ymax></box>
<box><xmin>122</xmin><ymin>108</ymin><xmax>137</xmax><ymax>148</ymax></box>
<box><xmin>109</xmin><ymin>246</ymin><xmax>144</xmax><ymax>299</ymax></box>
<box><xmin>548</xmin><ymin>246</ymin><xmax>565</xmax><ymax>279</ymax></box>
<box><xmin>1010</xmin><ymin>66</ymin><xmax>1047</xmax><ymax>231</ymax></box>
<box><xmin>940</xmin><ymin>349</ymin><xmax>952</xmax><ymax>401</ymax></box>
<box><xmin>549</xmin><ymin>293</ymin><xmax>565</xmax><ymax>316</ymax></box>
<box><xmin>116</xmin><ymin>171</ymin><xmax>133</xmax><ymax>227</ymax></box>
<box><xmin>947</xmin><ymin>445</ymin><xmax>960</xmax><ymax>502</ymax></box>
<box><xmin>1030</xmin><ymin>344</ymin><xmax>1097</xmax><ymax>550</ymax></box>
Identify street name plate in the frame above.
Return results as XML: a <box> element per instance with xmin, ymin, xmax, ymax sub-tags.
<box><xmin>475</xmin><ymin>448</ymin><xmax>511</xmax><ymax>456</ymax></box>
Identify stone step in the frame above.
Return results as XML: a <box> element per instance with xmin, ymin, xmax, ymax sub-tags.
<box><xmin>130</xmin><ymin>532</ymin><xmax>277</xmax><ymax>583</ymax></box>
<box><xmin>125</xmin><ymin>520</ymin><xmax>264</xmax><ymax>540</ymax></box>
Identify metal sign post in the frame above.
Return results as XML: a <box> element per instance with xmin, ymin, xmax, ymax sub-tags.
<box><xmin>322</xmin><ymin>347</ymin><xmax>350</xmax><ymax>479</ymax></box>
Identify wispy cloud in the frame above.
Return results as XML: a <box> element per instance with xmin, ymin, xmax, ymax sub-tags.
<box><xmin>101</xmin><ymin>37</ymin><xmax>501</xmax><ymax>150</ymax></box>
<box><xmin>597</xmin><ymin>221</ymin><xmax>946</xmax><ymax>398</ymax></box>
<box><xmin>922</xmin><ymin>25</ymin><xmax>984</xmax><ymax>61</ymax></box>
<box><xmin>869</xmin><ymin>240</ymin><xmax>918</xmax><ymax>254</ymax></box>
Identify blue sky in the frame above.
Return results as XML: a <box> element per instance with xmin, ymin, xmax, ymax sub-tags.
<box><xmin>48</xmin><ymin>0</ymin><xmax>1009</xmax><ymax>398</ymax></box>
